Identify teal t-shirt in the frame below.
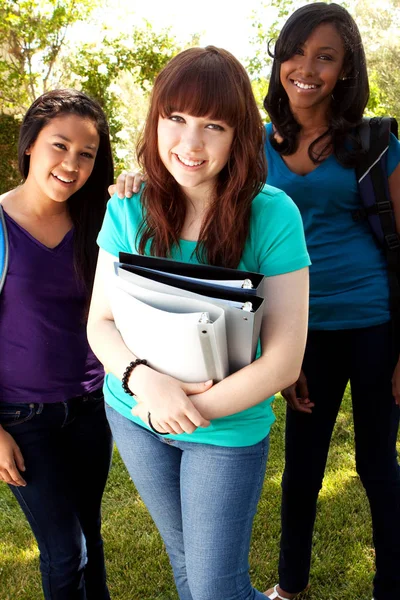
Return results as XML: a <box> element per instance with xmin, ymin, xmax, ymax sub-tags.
<box><xmin>264</xmin><ymin>122</ymin><xmax>400</xmax><ymax>330</ymax></box>
<box><xmin>97</xmin><ymin>184</ymin><xmax>310</xmax><ymax>447</ymax></box>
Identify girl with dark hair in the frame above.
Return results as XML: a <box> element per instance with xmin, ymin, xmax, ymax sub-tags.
<box><xmin>88</xmin><ymin>46</ymin><xmax>310</xmax><ymax>600</ymax></box>
<box><xmin>261</xmin><ymin>3</ymin><xmax>400</xmax><ymax>600</ymax></box>
<box><xmin>0</xmin><ymin>89</ymin><xmax>114</xmax><ymax>600</ymax></box>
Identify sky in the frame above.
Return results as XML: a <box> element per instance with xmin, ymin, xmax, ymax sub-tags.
<box><xmin>85</xmin><ymin>0</ymin><xmax>275</xmax><ymax>63</ymax></box>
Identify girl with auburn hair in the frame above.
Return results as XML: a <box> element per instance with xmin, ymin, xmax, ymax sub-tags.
<box><xmin>88</xmin><ymin>45</ymin><xmax>310</xmax><ymax>600</ymax></box>
<box><xmin>262</xmin><ymin>4</ymin><xmax>400</xmax><ymax>600</ymax></box>
<box><xmin>0</xmin><ymin>89</ymin><xmax>113</xmax><ymax>599</ymax></box>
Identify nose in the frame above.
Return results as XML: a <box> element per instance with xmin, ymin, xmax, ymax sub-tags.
<box><xmin>299</xmin><ymin>55</ymin><xmax>314</xmax><ymax>78</ymax></box>
<box><xmin>61</xmin><ymin>154</ymin><xmax>79</xmax><ymax>172</ymax></box>
<box><xmin>181</xmin><ymin>125</ymin><xmax>204</xmax><ymax>152</ymax></box>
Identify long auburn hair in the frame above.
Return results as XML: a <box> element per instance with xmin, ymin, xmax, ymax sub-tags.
<box><xmin>18</xmin><ymin>89</ymin><xmax>114</xmax><ymax>297</ymax></box>
<box><xmin>137</xmin><ymin>46</ymin><xmax>267</xmax><ymax>268</ymax></box>
<box><xmin>264</xmin><ymin>2</ymin><xmax>369</xmax><ymax>167</ymax></box>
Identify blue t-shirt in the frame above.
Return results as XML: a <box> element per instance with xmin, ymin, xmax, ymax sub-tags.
<box><xmin>264</xmin><ymin>122</ymin><xmax>400</xmax><ymax>330</ymax></box>
<box><xmin>97</xmin><ymin>185</ymin><xmax>310</xmax><ymax>447</ymax></box>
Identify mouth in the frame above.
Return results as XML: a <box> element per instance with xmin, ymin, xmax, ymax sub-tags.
<box><xmin>174</xmin><ymin>154</ymin><xmax>206</xmax><ymax>168</ymax></box>
<box><xmin>291</xmin><ymin>79</ymin><xmax>320</xmax><ymax>91</ymax></box>
<box><xmin>51</xmin><ymin>173</ymin><xmax>76</xmax><ymax>184</ymax></box>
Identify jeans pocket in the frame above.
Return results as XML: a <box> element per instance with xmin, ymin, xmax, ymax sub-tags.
<box><xmin>0</xmin><ymin>403</ymin><xmax>36</xmax><ymax>428</ymax></box>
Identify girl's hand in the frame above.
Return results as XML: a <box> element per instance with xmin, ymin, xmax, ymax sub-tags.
<box><xmin>281</xmin><ymin>369</ymin><xmax>314</xmax><ymax>414</ymax></box>
<box><xmin>391</xmin><ymin>356</ymin><xmax>400</xmax><ymax>405</ymax></box>
<box><xmin>130</xmin><ymin>368</ymin><xmax>213</xmax><ymax>434</ymax></box>
<box><xmin>0</xmin><ymin>427</ymin><xmax>26</xmax><ymax>487</ymax></box>
<box><xmin>108</xmin><ymin>171</ymin><xmax>147</xmax><ymax>198</ymax></box>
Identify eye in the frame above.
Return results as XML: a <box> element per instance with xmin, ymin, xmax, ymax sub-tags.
<box><xmin>81</xmin><ymin>152</ymin><xmax>95</xmax><ymax>159</ymax></box>
<box><xmin>294</xmin><ymin>47</ymin><xmax>304</xmax><ymax>56</ymax></box>
<box><xmin>206</xmin><ymin>123</ymin><xmax>225</xmax><ymax>131</ymax></box>
<box><xmin>54</xmin><ymin>143</ymin><xmax>67</xmax><ymax>150</ymax></box>
<box><xmin>319</xmin><ymin>54</ymin><xmax>333</xmax><ymax>61</ymax></box>
<box><xmin>168</xmin><ymin>114</ymin><xmax>185</xmax><ymax>123</ymax></box>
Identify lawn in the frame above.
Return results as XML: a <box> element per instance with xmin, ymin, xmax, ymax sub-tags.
<box><xmin>0</xmin><ymin>388</ymin><xmax>398</xmax><ymax>600</ymax></box>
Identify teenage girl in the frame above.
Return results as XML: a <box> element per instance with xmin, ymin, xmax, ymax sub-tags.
<box><xmin>262</xmin><ymin>4</ymin><xmax>400</xmax><ymax>600</ymax></box>
<box><xmin>0</xmin><ymin>89</ymin><xmax>114</xmax><ymax>600</ymax></box>
<box><xmin>88</xmin><ymin>46</ymin><xmax>309</xmax><ymax>600</ymax></box>
<box><xmin>114</xmin><ymin>5</ymin><xmax>400</xmax><ymax>599</ymax></box>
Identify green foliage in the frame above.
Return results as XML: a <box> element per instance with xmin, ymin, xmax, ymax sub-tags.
<box><xmin>0</xmin><ymin>0</ymin><xmax>98</xmax><ymax>114</ymax></box>
<box><xmin>0</xmin><ymin>114</ymin><xmax>21</xmax><ymax>194</ymax></box>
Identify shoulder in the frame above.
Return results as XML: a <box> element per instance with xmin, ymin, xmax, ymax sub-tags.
<box><xmin>251</xmin><ymin>184</ymin><xmax>302</xmax><ymax>220</ymax></box>
<box><xmin>0</xmin><ymin>188</ymin><xmax>19</xmax><ymax>207</ymax></box>
<box><xmin>104</xmin><ymin>189</ymin><xmax>145</xmax><ymax>230</ymax></box>
<box><xmin>388</xmin><ymin>132</ymin><xmax>400</xmax><ymax>177</ymax></box>
<box><xmin>97</xmin><ymin>189</ymin><xmax>145</xmax><ymax>254</ymax></box>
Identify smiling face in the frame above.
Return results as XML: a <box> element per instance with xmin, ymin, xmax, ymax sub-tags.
<box><xmin>25</xmin><ymin>113</ymin><xmax>100</xmax><ymax>204</ymax></box>
<box><xmin>280</xmin><ymin>22</ymin><xmax>346</xmax><ymax>114</ymax></box>
<box><xmin>157</xmin><ymin>112</ymin><xmax>235</xmax><ymax>201</ymax></box>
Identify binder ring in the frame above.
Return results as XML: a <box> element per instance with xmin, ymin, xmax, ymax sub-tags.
<box><xmin>147</xmin><ymin>412</ymin><xmax>169</xmax><ymax>436</ymax></box>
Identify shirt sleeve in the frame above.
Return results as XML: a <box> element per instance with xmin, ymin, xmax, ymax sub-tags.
<box><xmin>387</xmin><ymin>132</ymin><xmax>400</xmax><ymax>177</ymax></box>
<box><xmin>252</xmin><ymin>187</ymin><xmax>311</xmax><ymax>277</ymax></box>
<box><xmin>97</xmin><ymin>193</ymin><xmax>132</xmax><ymax>256</ymax></box>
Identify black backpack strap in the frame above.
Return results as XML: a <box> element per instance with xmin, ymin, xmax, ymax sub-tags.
<box><xmin>355</xmin><ymin>117</ymin><xmax>400</xmax><ymax>339</ymax></box>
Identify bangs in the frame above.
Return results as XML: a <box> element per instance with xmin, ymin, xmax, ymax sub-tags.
<box><xmin>156</xmin><ymin>54</ymin><xmax>245</xmax><ymax>127</ymax></box>
<box><xmin>276</xmin><ymin>15</ymin><xmax>328</xmax><ymax>62</ymax></box>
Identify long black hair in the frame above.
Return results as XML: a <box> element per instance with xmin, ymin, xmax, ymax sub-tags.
<box><xmin>18</xmin><ymin>89</ymin><xmax>114</xmax><ymax>296</ymax></box>
<box><xmin>264</xmin><ymin>2</ymin><xmax>369</xmax><ymax>166</ymax></box>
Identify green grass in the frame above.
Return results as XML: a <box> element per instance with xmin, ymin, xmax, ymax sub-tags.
<box><xmin>0</xmin><ymin>389</ymin><xmax>399</xmax><ymax>600</ymax></box>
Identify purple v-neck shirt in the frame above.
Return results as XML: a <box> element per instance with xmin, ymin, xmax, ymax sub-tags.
<box><xmin>0</xmin><ymin>211</ymin><xmax>104</xmax><ymax>404</ymax></box>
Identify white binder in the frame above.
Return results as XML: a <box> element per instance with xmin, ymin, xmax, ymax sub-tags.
<box><xmin>115</xmin><ymin>264</ymin><xmax>265</xmax><ymax>375</ymax></box>
<box><xmin>109</xmin><ymin>280</ymin><xmax>229</xmax><ymax>383</ymax></box>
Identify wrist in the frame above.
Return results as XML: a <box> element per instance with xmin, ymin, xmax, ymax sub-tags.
<box><xmin>121</xmin><ymin>359</ymin><xmax>148</xmax><ymax>396</ymax></box>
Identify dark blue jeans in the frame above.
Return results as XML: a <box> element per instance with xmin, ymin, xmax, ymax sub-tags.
<box><xmin>278</xmin><ymin>322</ymin><xmax>400</xmax><ymax>600</ymax></box>
<box><xmin>0</xmin><ymin>390</ymin><xmax>113</xmax><ymax>600</ymax></box>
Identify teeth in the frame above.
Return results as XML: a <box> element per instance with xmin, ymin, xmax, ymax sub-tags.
<box><xmin>294</xmin><ymin>80</ymin><xmax>317</xmax><ymax>90</ymax></box>
<box><xmin>177</xmin><ymin>155</ymin><xmax>204</xmax><ymax>167</ymax></box>
<box><xmin>52</xmin><ymin>173</ymin><xmax>74</xmax><ymax>183</ymax></box>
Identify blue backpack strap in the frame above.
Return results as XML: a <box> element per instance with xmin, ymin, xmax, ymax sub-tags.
<box><xmin>0</xmin><ymin>204</ymin><xmax>9</xmax><ymax>294</ymax></box>
<box><xmin>354</xmin><ymin>117</ymin><xmax>400</xmax><ymax>328</ymax></box>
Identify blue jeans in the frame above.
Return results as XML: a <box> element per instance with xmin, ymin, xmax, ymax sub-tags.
<box><xmin>279</xmin><ymin>322</ymin><xmax>400</xmax><ymax>600</ymax></box>
<box><xmin>0</xmin><ymin>390</ymin><xmax>113</xmax><ymax>600</ymax></box>
<box><xmin>106</xmin><ymin>405</ymin><xmax>269</xmax><ymax>600</ymax></box>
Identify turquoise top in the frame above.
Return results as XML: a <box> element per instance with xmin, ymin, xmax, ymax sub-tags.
<box><xmin>264</xmin><ymin>122</ymin><xmax>400</xmax><ymax>330</ymax></box>
<box><xmin>97</xmin><ymin>185</ymin><xmax>310</xmax><ymax>447</ymax></box>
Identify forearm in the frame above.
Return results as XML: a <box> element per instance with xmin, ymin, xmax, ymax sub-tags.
<box><xmin>190</xmin><ymin>344</ymin><xmax>301</xmax><ymax>420</ymax></box>
<box><xmin>87</xmin><ymin>317</ymin><xmax>143</xmax><ymax>382</ymax></box>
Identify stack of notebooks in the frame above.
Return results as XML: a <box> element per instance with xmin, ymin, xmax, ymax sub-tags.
<box><xmin>109</xmin><ymin>253</ymin><xmax>265</xmax><ymax>383</ymax></box>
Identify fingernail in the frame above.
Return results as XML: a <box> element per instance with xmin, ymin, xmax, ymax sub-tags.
<box><xmin>205</xmin><ymin>379</ymin><xmax>213</xmax><ymax>385</ymax></box>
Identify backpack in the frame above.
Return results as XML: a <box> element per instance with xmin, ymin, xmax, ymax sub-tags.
<box><xmin>0</xmin><ymin>204</ymin><xmax>8</xmax><ymax>295</ymax></box>
<box><xmin>353</xmin><ymin>116</ymin><xmax>400</xmax><ymax>329</ymax></box>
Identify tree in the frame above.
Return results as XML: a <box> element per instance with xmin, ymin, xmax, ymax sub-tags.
<box><xmin>0</xmin><ymin>0</ymin><xmax>98</xmax><ymax>115</ymax></box>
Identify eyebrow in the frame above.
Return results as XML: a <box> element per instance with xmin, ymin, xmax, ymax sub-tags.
<box><xmin>316</xmin><ymin>46</ymin><xmax>339</xmax><ymax>53</ymax></box>
<box><xmin>50</xmin><ymin>133</ymin><xmax>98</xmax><ymax>150</ymax></box>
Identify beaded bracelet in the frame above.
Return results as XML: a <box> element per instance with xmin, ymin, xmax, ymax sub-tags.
<box><xmin>121</xmin><ymin>358</ymin><xmax>148</xmax><ymax>396</ymax></box>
